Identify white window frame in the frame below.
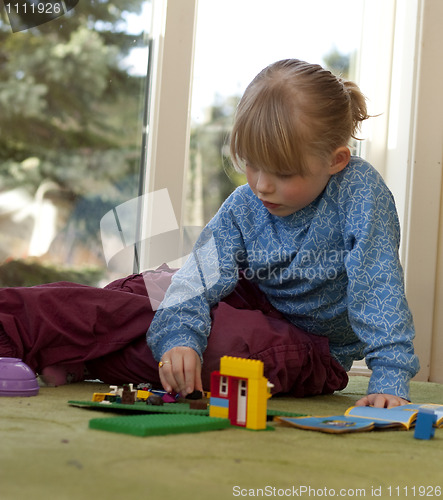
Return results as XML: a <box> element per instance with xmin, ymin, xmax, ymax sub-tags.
<box><xmin>139</xmin><ymin>0</ymin><xmax>198</xmax><ymax>270</ymax></box>
<box><xmin>220</xmin><ymin>376</ymin><xmax>228</xmax><ymax>397</ymax></box>
<box><xmin>351</xmin><ymin>0</ymin><xmax>443</xmax><ymax>382</ymax></box>
<box><xmin>400</xmin><ymin>0</ymin><xmax>443</xmax><ymax>383</ymax></box>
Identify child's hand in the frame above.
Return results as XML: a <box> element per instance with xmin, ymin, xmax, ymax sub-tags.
<box><xmin>158</xmin><ymin>346</ymin><xmax>203</xmax><ymax>397</ymax></box>
<box><xmin>355</xmin><ymin>393</ymin><xmax>409</xmax><ymax>408</ymax></box>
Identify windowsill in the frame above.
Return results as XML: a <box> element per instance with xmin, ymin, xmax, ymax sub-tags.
<box><xmin>349</xmin><ymin>360</ymin><xmax>371</xmax><ymax>377</ymax></box>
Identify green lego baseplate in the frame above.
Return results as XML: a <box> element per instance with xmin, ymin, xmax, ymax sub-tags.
<box><xmin>89</xmin><ymin>413</ymin><xmax>231</xmax><ymax>437</ymax></box>
<box><xmin>68</xmin><ymin>400</ymin><xmax>210</xmax><ymax>415</ymax></box>
<box><xmin>266</xmin><ymin>409</ymin><xmax>306</xmax><ymax>419</ymax></box>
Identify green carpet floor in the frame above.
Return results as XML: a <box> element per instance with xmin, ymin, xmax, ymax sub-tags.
<box><xmin>1</xmin><ymin>377</ymin><xmax>442</xmax><ymax>500</ymax></box>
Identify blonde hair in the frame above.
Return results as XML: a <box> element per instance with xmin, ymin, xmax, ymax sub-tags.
<box><xmin>230</xmin><ymin>59</ymin><xmax>370</xmax><ymax>175</ymax></box>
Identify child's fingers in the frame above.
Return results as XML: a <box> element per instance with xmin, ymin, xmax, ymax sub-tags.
<box><xmin>194</xmin><ymin>361</ymin><xmax>203</xmax><ymax>393</ymax></box>
<box><xmin>158</xmin><ymin>352</ymin><xmax>183</xmax><ymax>393</ymax></box>
<box><xmin>158</xmin><ymin>358</ymin><xmax>174</xmax><ymax>393</ymax></box>
<box><xmin>158</xmin><ymin>347</ymin><xmax>201</xmax><ymax>396</ymax></box>
<box><xmin>355</xmin><ymin>393</ymin><xmax>409</xmax><ymax>408</ymax></box>
<box><xmin>183</xmin><ymin>350</ymin><xmax>202</xmax><ymax>394</ymax></box>
<box><xmin>182</xmin><ymin>352</ymin><xmax>196</xmax><ymax>395</ymax></box>
<box><xmin>355</xmin><ymin>395</ymin><xmax>370</xmax><ymax>407</ymax></box>
<box><xmin>161</xmin><ymin>359</ymin><xmax>185</xmax><ymax>394</ymax></box>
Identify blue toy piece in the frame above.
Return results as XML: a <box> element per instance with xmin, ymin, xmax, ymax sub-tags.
<box><xmin>414</xmin><ymin>408</ymin><xmax>437</xmax><ymax>440</ymax></box>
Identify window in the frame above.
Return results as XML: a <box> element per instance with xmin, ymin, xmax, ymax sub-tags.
<box><xmin>0</xmin><ymin>1</ymin><xmax>152</xmax><ymax>286</ymax></box>
<box><xmin>185</xmin><ymin>0</ymin><xmax>365</xmax><ymax>228</ymax></box>
<box><xmin>219</xmin><ymin>376</ymin><xmax>228</xmax><ymax>396</ymax></box>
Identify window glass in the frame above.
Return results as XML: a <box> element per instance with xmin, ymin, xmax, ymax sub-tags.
<box><xmin>220</xmin><ymin>376</ymin><xmax>228</xmax><ymax>396</ymax></box>
<box><xmin>186</xmin><ymin>0</ymin><xmax>364</xmax><ymax>227</ymax></box>
<box><xmin>0</xmin><ymin>0</ymin><xmax>152</xmax><ymax>286</ymax></box>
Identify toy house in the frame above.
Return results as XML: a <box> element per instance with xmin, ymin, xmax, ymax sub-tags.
<box><xmin>209</xmin><ymin>356</ymin><xmax>273</xmax><ymax>430</ymax></box>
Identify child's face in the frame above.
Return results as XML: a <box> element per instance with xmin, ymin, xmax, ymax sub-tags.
<box><xmin>246</xmin><ymin>156</ymin><xmax>332</xmax><ymax>216</ymax></box>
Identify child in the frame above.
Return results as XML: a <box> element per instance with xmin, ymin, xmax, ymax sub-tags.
<box><xmin>147</xmin><ymin>59</ymin><xmax>419</xmax><ymax>408</ymax></box>
<box><xmin>0</xmin><ymin>59</ymin><xmax>419</xmax><ymax>407</ymax></box>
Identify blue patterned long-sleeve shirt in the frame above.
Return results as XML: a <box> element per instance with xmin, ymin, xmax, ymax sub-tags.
<box><xmin>147</xmin><ymin>157</ymin><xmax>420</xmax><ymax>399</ymax></box>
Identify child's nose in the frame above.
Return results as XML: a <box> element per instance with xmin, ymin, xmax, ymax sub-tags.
<box><xmin>256</xmin><ymin>171</ymin><xmax>274</xmax><ymax>194</ymax></box>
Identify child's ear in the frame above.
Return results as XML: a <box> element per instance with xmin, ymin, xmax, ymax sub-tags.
<box><xmin>329</xmin><ymin>147</ymin><xmax>350</xmax><ymax>175</ymax></box>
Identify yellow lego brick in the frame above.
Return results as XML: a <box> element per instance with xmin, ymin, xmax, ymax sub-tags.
<box><xmin>209</xmin><ymin>405</ymin><xmax>229</xmax><ymax>419</ymax></box>
<box><xmin>92</xmin><ymin>393</ymin><xmax>106</xmax><ymax>402</ymax></box>
<box><xmin>245</xmin><ymin>379</ymin><xmax>268</xmax><ymax>430</ymax></box>
<box><xmin>219</xmin><ymin>356</ymin><xmax>264</xmax><ymax>379</ymax></box>
<box><xmin>136</xmin><ymin>389</ymin><xmax>153</xmax><ymax>401</ymax></box>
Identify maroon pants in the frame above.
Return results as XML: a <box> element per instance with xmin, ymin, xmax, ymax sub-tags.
<box><xmin>0</xmin><ymin>265</ymin><xmax>348</xmax><ymax>396</ymax></box>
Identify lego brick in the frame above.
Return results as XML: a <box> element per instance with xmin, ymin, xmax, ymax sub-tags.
<box><xmin>245</xmin><ymin>380</ymin><xmax>268</xmax><ymax>430</ymax></box>
<box><xmin>220</xmin><ymin>356</ymin><xmax>264</xmax><ymax>379</ymax></box>
<box><xmin>209</xmin><ymin>405</ymin><xmax>229</xmax><ymax>419</ymax></box>
<box><xmin>189</xmin><ymin>400</ymin><xmax>208</xmax><ymax>410</ymax></box>
<box><xmin>185</xmin><ymin>390</ymin><xmax>204</xmax><ymax>400</ymax></box>
<box><xmin>89</xmin><ymin>413</ymin><xmax>231</xmax><ymax>437</ymax></box>
<box><xmin>414</xmin><ymin>408</ymin><xmax>437</xmax><ymax>440</ymax></box>
<box><xmin>209</xmin><ymin>397</ymin><xmax>229</xmax><ymax>408</ymax></box>
<box><xmin>136</xmin><ymin>389</ymin><xmax>152</xmax><ymax>401</ymax></box>
<box><xmin>92</xmin><ymin>393</ymin><xmax>106</xmax><ymax>402</ymax></box>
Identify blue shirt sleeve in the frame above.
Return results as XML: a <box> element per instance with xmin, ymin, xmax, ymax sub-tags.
<box><xmin>339</xmin><ymin>166</ymin><xmax>420</xmax><ymax>399</ymax></box>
